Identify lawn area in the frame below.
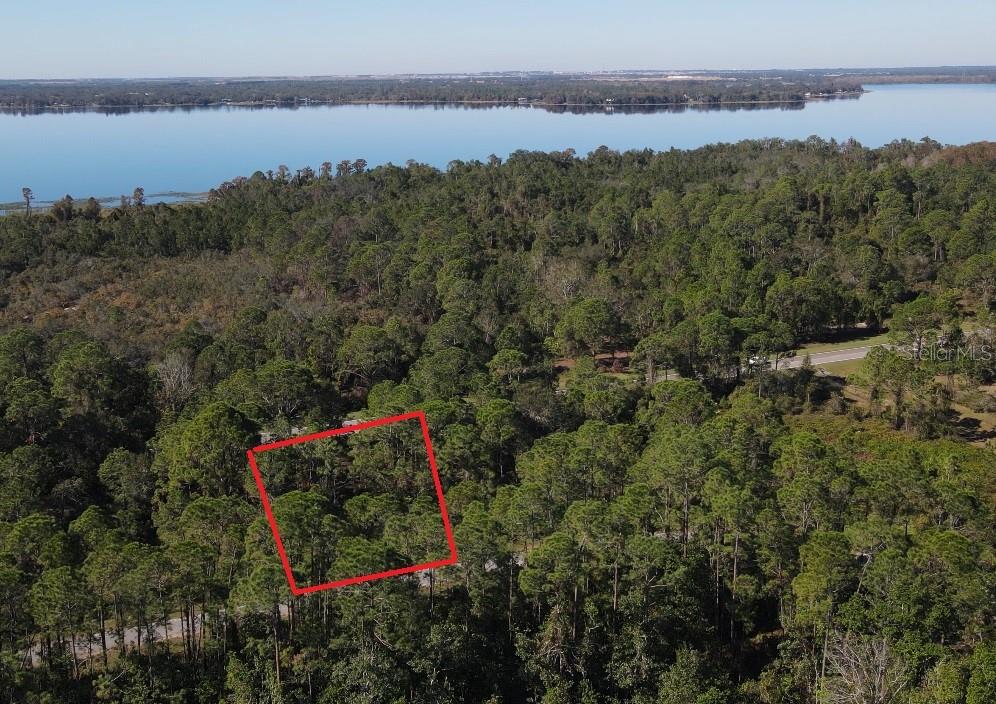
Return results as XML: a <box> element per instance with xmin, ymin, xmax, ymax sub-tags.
<box><xmin>950</xmin><ymin>400</ymin><xmax>996</xmax><ymax>439</ymax></box>
<box><xmin>814</xmin><ymin>357</ymin><xmax>866</xmax><ymax>377</ymax></box>
<box><xmin>795</xmin><ymin>332</ymin><xmax>890</xmax><ymax>355</ymax></box>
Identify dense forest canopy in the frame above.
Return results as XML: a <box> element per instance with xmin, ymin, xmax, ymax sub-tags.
<box><xmin>0</xmin><ymin>137</ymin><xmax>995</xmax><ymax>703</ymax></box>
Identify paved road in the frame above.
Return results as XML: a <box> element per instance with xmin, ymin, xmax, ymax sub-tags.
<box><xmin>26</xmin><ymin>612</ymin><xmax>199</xmax><ymax>666</ymax></box>
<box><xmin>26</xmin><ymin>604</ymin><xmax>287</xmax><ymax>666</ymax></box>
<box><xmin>23</xmin><ymin>571</ymin><xmax>470</xmax><ymax>667</ymax></box>
<box><xmin>777</xmin><ymin>344</ymin><xmax>880</xmax><ymax>370</ymax></box>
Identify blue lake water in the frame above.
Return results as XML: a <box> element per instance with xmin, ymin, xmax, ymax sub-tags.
<box><xmin>2</xmin><ymin>83</ymin><xmax>996</xmax><ymax>204</ymax></box>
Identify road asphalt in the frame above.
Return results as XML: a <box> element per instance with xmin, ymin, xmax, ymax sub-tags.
<box><xmin>777</xmin><ymin>344</ymin><xmax>880</xmax><ymax>369</ymax></box>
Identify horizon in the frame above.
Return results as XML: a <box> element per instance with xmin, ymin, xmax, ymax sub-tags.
<box><xmin>5</xmin><ymin>64</ymin><xmax>996</xmax><ymax>83</ymax></box>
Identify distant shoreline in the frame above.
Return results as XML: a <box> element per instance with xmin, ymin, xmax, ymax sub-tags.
<box><xmin>0</xmin><ymin>92</ymin><xmax>863</xmax><ymax>113</ymax></box>
<box><xmin>0</xmin><ymin>191</ymin><xmax>208</xmax><ymax>212</ymax></box>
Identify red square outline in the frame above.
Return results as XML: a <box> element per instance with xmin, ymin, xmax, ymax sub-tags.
<box><xmin>245</xmin><ymin>410</ymin><xmax>458</xmax><ymax>595</ymax></box>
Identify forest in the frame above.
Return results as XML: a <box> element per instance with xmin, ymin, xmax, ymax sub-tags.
<box><xmin>0</xmin><ymin>72</ymin><xmax>863</xmax><ymax>111</ymax></box>
<box><xmin>0</xmin><ymin>137</ymin><xmax>994</xmax><ymax>703</ymax></box>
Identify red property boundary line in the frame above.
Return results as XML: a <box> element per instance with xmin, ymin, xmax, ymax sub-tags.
<box><xmin>245</xmin><ymin>410</ymin><xmax>458</xmax><ymax>596</ymax></box>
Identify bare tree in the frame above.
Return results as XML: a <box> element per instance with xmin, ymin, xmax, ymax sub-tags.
<box><xmin>823</xmin><ymin>633</ymin><xmax>909</xmax><ymax>704</ymax></box>
<box><xmin>22</xmin><ymin>187</ymin><xmax>34</xmax><ymax>215</ymax></box>
<box><xmin>539</xmin><ymin>257</ymin><xmax>588</xmax><ymax>304</ymax></box>
<box><xmin>155</xmin><ymin>353</ymin><xmax>194</xmax><ymax>413</ymax></box>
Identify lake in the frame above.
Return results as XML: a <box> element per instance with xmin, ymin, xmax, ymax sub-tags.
<box><xmin>3</xmin><ymin>83</ymin><xmax>996</xmax><ymax>205</ymax></box>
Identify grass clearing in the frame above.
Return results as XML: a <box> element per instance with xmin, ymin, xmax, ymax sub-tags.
<box><xmin>796</xmin><ymin>332</ymin><xmax>890</xmax><ymax>355</ymax></box>
<box><xmin>842</xmin><ymin>374</ymin><xmax>996</xmax><ymax>446</ymax></box>
<box><xmin>815</xmin><ymin>358</ymin><xmax>865</xmax><ymax>377</ymax></box>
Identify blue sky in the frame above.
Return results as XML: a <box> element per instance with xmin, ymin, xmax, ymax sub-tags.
<box><xmin>3</xmin><ymin>0</ymin><xmax>994</xmax><ymax>79</ymax></box>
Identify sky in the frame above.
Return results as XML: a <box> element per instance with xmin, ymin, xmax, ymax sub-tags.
<box><xmin>3</xmin><ymin>0</ymin><xmax>995</xmax><ymax>79</ymax></box>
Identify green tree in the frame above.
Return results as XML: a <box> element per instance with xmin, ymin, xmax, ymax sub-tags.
<box><xmin>555</xmin><ymin>298</ymin><xmax>615</xmax><ymax>356</ymax></box>
<box><xmin>476</xmin><ymin>399</ymin><xmax>519</xmax><ymax>480</ymax></box>
<box><xmin>488</xmin><ymin>348</ymin><xmax>529</xmax><ymax>386</ymax></box>
<box><xmin>889</xmin><ymin>296</ymin><xmax>943</xmax><ymax>361</ymax></box>
<box><xmin>157</xmin><ymin>402</ymin><xmax>258</xmax><ymax>519</ymax></box>
<box><xmin>967</xmin><ymin>642</ymin><xmax>996</xmax><ymax>704</ymax></box>
<box><xmin>98</xmin><ymin>448</ymin><xmax>154</xmax><ymax>539</ymax></box>
<box><xmin>336</xmin><ymin>324</ymin><xmax>402</xmax><ymax>385</ymax></box>
<box><xmin>655</xmin><ymin>648</ymin><xmax>729</xmax><ymax>704</ymax></box>
<box><xmin>30</xmin><ymin>566</ymin><xmax>91</xmax><ymax>677</ymax></box>
<box><xmin>2</xmin><ymin>377</ymin><xmax>58</xmax><ymax>443</ymax></box>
